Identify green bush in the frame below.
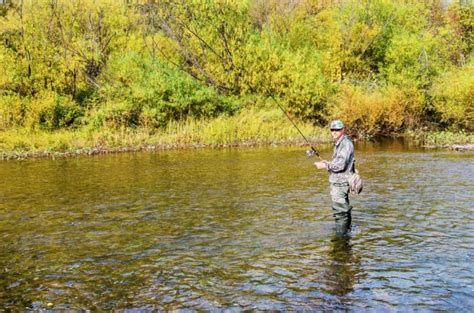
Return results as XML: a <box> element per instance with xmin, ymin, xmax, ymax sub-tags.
<box><xmin>430</xmin><ymin>65</ymin><xmax>474</xmax><ymax>130</ymax></box>
<box><xmin>96</xmin><ymin>54</ymin><xmax>239</xmax><ymax>129</ymax></box>
<box><xmin>425</xmin><ymin>131</ymin><xmax>474</xmax><ymax>146</ymax></box>
<box><xmin>0</xmin><ymin>93</ymin><xmax>26</xmax><ymax>129</ymax></box>
<box><xmin>237</xmin><ymin>37</ymin><xmax>333</xmax><ymax>122</ymax></box>
<box><xmin>24</xmin><ymin>91</ymin><xmax>83</xmax><ymax>130</ymax></box>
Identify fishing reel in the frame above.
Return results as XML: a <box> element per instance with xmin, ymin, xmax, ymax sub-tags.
<box><xmin>268</xmin><ymin>95</ymin><xmax>321</xmax><ymax>159</ymax></box>
<box><xmin>306</xmin><ymin>146</ymin><xmax>320</xmax><ymax>158</ymax></box>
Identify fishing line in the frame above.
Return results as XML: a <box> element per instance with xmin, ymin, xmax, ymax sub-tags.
<box><xmin>269</xmin><ymin>94</ymin><xmax>321</xmax><ymax>159</ymax></box>
<box><xmin>265</xmin><ymin>22</ymin><xmax>321</xmax><ymax>160</ymax></box>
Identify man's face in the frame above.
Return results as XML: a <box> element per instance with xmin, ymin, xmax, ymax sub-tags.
<box><xmin>330</xmin><ymin>128</ymin><xmax>344</xmax><ymax>141</ymax></box>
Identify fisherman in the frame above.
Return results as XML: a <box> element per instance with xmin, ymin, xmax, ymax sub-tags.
<box><xmin>314</xmin><ymin>120</ymin><xmax>355</xmax><ymax>236</ymax></box>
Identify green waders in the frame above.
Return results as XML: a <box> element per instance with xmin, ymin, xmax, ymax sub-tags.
<box><xmin>330</xmin><ymin>182</ymin><xmax>352</xmax><ymax>236</ymax></box>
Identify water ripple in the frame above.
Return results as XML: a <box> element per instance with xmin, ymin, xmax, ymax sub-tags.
<box><xmin>0</xmin><ymin>145</ymin><xmax>473</xmax><ymax>310</ymax></box>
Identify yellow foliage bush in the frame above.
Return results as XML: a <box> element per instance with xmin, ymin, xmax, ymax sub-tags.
<box><xmin>24</xmin><ymin>91</ymin><xmax>58</xmax><ymax>130</ymax></box>
<box><xmin>24</xmin><ymin>91</ymin><xmax>81</xmax><ymax>130</ymax></box>
<box><xmin>0</xmin><ymin>94</ymin><xmax>25</xmax><ymax>130</ymax></box>
<box><xmin>329</xmin><ymin>85</ymin><xmax>424</xmax><ymax>137</ymax></box>
<box><xmin>431</xmin><ymin>65</ymin><xmax>474</xmax><ymax>130</ymax></box>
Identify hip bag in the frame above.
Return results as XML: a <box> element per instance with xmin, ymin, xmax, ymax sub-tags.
<box><xmin>346</xmin><ymin>158</ymin><xmax>363</xmax><ymax>195</ymax></box>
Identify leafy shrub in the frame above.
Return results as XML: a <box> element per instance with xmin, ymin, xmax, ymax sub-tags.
<box><xmin>24</xmin><ymin>91</ymin><xmax>83</xmax><ymax>130</ymax></box>
<box><xmin>382</xmin><ymin>32</ymin><xmax>443</xmax><ymax>90</ymax></box>
<box><xmin>425</xmin><ymin>131</ymin><xmax>474</xmax><ymax>146</ymax></box>
<box><xmin>430</xmin><ymin>65</ymin><xmax>474</xmax><ymax>130</ymax></box>
<box><xmin>95</xmin><ymin>54</ymin><xmax>239</xmax><ymax>129</ymax></box>
<box><xmin>238</xmin><ymin>37</ymin><xmax>333</xmax><ymax>122</ymax></box>
<box><xmin>93</xmin><ymin>100</ymin><xmax>142</xmax><ymax>129</ymax></box>
<box><xmin>0</xmin><ymin>93</ymin><xmax>26</xmax><ymax>129</ymax></box>
<box><xmin>329</xmin><ymin>85</ymin><xmax>424</xmax><ymax>137</ymax></box>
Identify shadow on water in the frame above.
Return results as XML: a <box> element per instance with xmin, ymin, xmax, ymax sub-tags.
<box><xmin>0</xmin><ymin>141</ymin><xmax>473</xmax><ymax>310</ymax></box>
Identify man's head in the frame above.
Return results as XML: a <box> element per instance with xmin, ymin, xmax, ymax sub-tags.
<box><xmin>330</xmin><ymin>120</ymin><xmax>345</xmax><ymax>141</ymax></box>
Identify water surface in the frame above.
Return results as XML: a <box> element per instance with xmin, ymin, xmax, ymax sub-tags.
<box><xmin>1</xmin><ymin>141</ymin><xmax>473</xmax><ymax>310</ymax></box>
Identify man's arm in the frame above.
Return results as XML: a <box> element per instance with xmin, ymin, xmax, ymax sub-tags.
<box><xmin>327</xmin><ymin>154</ymin><xmax>347</xmax><ymax>173</ymax></box>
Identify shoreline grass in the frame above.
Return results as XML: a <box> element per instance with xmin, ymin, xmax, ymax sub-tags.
<box><xmin>422</xmin><ymin>131</ymin><xmax>474</xmax><ymax>147</ymax></box>
<box><xmin>0</xmin><ymin>109</ymin><xmax>331</xmax><ymax>160</ymax></box>
<box><xmin>2</xmin><ymin>110</ymin><xmax>473</xmax><ymax>160</ymax></box>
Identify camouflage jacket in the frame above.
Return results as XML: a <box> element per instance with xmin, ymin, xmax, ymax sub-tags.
<box><xmin>327</xmin><ymin>135</ymin><xmax>355</xmax><ymax>183</ymax></box>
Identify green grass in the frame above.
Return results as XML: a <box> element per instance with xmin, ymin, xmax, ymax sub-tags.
<box><xmin>423</xmin><ymin>131</ymin><xmax>474</xmax><ymax>147</ymax></box>
<box><xmin>0</xmin><ymin>109</ymin><xmax>331</xmax><ymax>159</ymax></box>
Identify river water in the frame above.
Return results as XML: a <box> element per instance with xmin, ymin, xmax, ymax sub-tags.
<box><xmin>1</xmin><ymin>140</ymin><xmax>473</xmax><ymax>310</ymax></box>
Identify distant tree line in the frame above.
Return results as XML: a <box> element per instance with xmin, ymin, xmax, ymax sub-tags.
<box><xmin>0</xmin><ymin>0</ymin><xmax>472</xmax><ymax>137</ymax></box>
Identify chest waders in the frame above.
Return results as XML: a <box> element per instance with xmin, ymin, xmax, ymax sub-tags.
<box><xmin>331</xmin><ymin>182</ymin><xmax>352</xmax><ymax>236</ymax></box>
<box><xmin>330</xmin><ymin>138</ymin><xmax>355</xmax><ymax>236</ymax></box>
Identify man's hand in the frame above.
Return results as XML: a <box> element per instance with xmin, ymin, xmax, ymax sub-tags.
<box><xmin>314</xmin><ymin>161</ymin><xmax>328</xmax><ymax>170</ymax></box>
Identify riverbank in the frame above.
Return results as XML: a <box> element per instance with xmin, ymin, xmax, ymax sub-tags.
<box><xmin>0</xmin><ymin>109</ymin><xmax>331</xmax><ymax>160</ymax></box>
<box><xmin>421</xmin><ymin>131</ymin><xmax>474</xmax><ymax>150</ymax></box>
<box><xmin>1</xmin><ymin>110</ymin><xmax>473</xmax><ymax>160</ymax></box>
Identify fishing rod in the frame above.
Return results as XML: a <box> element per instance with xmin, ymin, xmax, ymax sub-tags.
<box><xmin>269</xmin><ymin>94</ymin><xmax>322</xmax><ymax>160</ymax></box>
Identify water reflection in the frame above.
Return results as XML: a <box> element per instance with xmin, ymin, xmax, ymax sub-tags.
<box><xmin>325</xmin><ymin>236</ymin><xmax>359</xmax><ymax>298</ymax></box>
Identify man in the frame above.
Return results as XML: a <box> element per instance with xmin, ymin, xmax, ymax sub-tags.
<box><xmin>314</xmin><ymin>120</ymin><xmax>355</xmax><ymax>236</ymax></box>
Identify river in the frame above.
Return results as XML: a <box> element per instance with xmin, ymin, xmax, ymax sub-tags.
<box><xmin>1</xmin><ymin>140</ymin><xmax>473</xmax><ymax>310</ymax></box>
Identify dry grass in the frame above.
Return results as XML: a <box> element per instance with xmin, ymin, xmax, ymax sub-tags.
<box><xmin>0</xmin><ymin>109</ymin><xmax>330</xmax><ymax>158</ymax></box>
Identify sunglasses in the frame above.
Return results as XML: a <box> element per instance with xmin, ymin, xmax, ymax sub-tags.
<box><xmin>330</xmin><ymin>129</ymin><xmax>342</xmax><ymax>132</ymax></box>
